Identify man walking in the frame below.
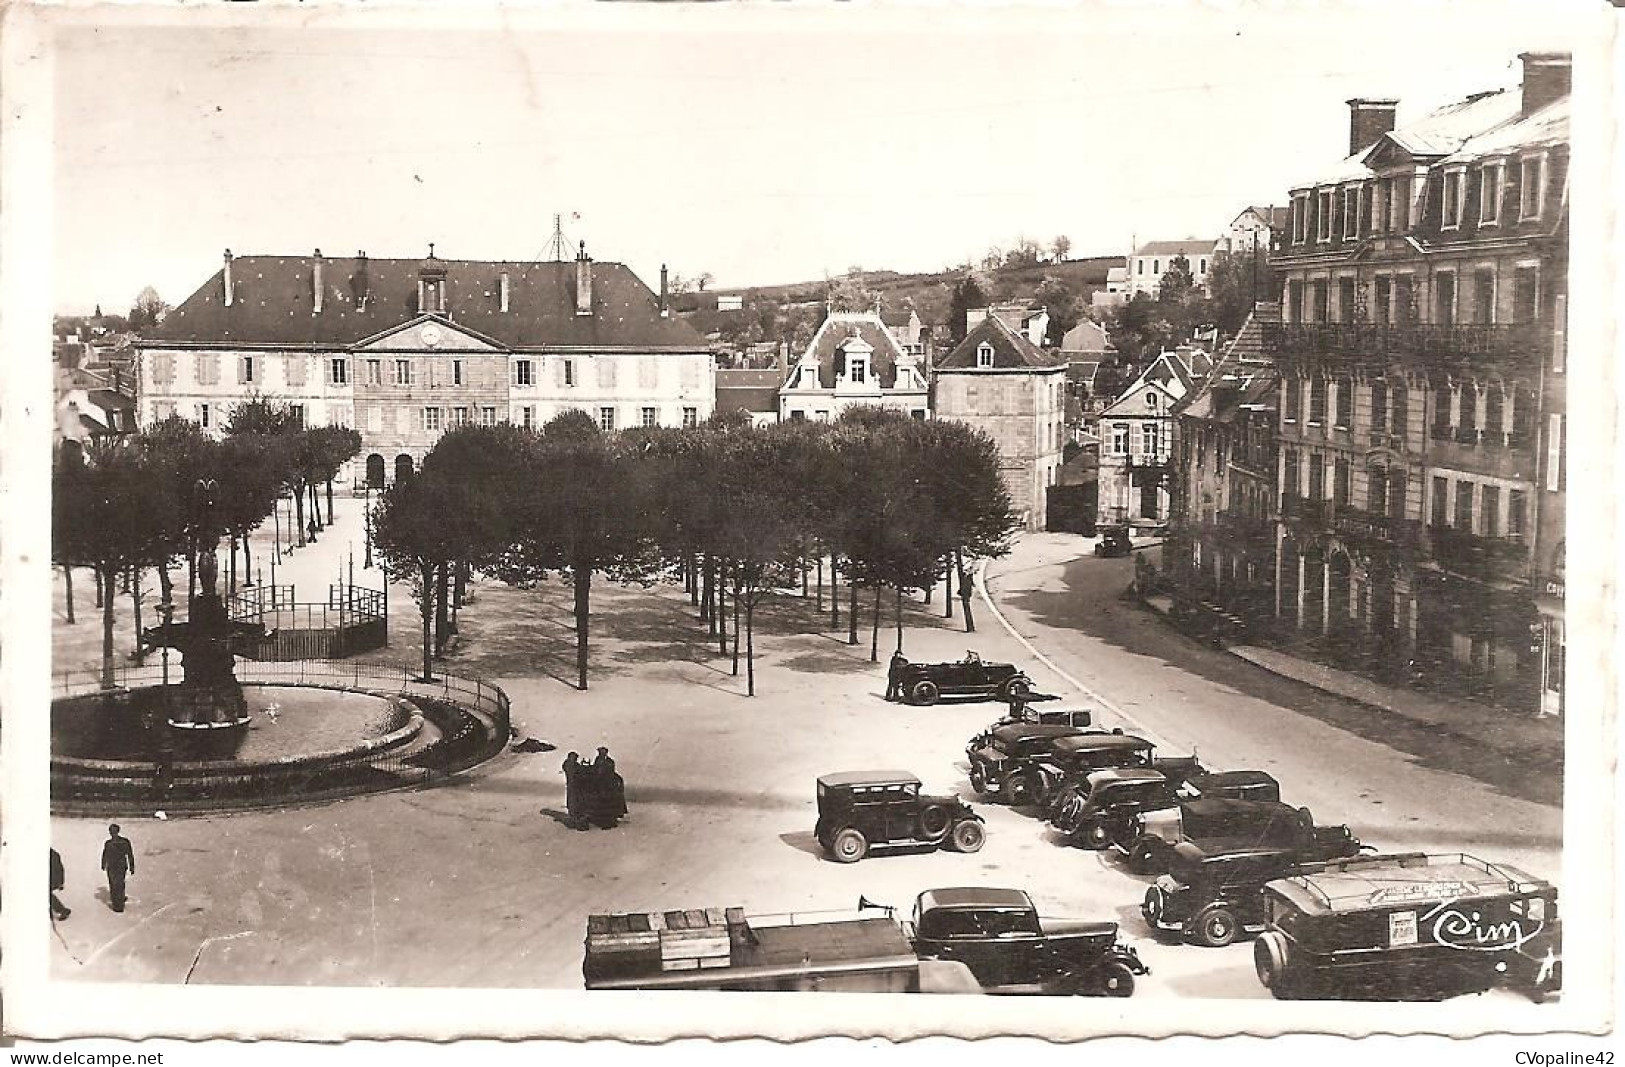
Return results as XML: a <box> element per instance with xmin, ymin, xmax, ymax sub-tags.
<box><xmin>562</xmin><ymin>752</ymin><xmax>588</xmax><ymax>831</ymax></box>
<box><xmin>100</xmin><ymin>824</ymin><xmax>135</xmax><ymax>913</ymax></box>
<box><xmin>885</xmin><ymin>651</ymin><xmax>909</xmax><ymax>701</ymax></box>
<box><xmin>49</xmin><ymin>848</ymin><xmax>71</xmax><ymax>920</ymax></box>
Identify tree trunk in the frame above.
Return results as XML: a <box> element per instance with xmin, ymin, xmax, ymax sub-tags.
<box><xmin>187</xmin><ymin>538</ymin><xmax>197</xmax><ymax>611</ymax></box>
<box><xmin>120</xmin><ymin>566</ymin><xmax>131</xmax><ymax>595</ymax></box>
<box><xmin>944</xmin><ymin>557</ymin><xmax>955</xmax><ymax>619</ymax></box>
<box><xmin>717</xmin><ymin>567</ymin><xmax>729</xmax><ymax>657</ymax></box>
<box><xmin>419</xmin><ymin>565</ymin><xmax>435</xmax><ymax>681</ymax></box>
<box><xmin>158</xmin><ymin>560</ymin><xmax>172</xmax><ymax>604</ymax></box>
<box><xmin>434</xmin><ymin>561</ymin><xmax>450</xmax><ymax>654</ymax></box>
<box><xmin>228</xmin><ymin>534</ymin><xmax>238</xmax><ymax>598</ymax></box>
<box><xmin>701</xmin><ymin>554</ymin><xmax>714</xmax><ymax>631</ymax></box>
<box><xmin>848</xmin><ymin>582</ymin><xmax>859</xmax><ymax>646</ymax></box>
<box><xmin>293</xmin><ymin>485</ymin><xmax>307</xmax><ymax>547</ymax></box>
<box><xmin>100</xmin><ymin>565</ymin><xmax>116</xmax><ymax>689</ymax></box>
<box><xmin>870</xmin><ymin>583</ymin><xmax>882</xmax><ymax>662</ymax></box>
<box><xmin>957</xmin><ymin>548</ymin><xmax>976</xmax><ymax>633</ymax></box>
<box><xmin>313</xmin><ymin>482</ymin><xmax>325</xmax><ymax>530</ymax></box>
<box><xmin>801</xmin><ymin>562</ymin><xmax>809</xmax><ymax>598</ymax></box>
<box><xmin>130</xmin><ymin>568</ymin><xmax>145</xmax><ymax>665</ymax></box>
<box><xmin>830</xmin><ymin>556</ymin><xmax>841</xmax><ymax>629</ymax></box>
<box><xmin>93</xmin><ymin>566</ymin><xmax>103</xmax><ymax>609</ymax></box>
<box><xmin>896</xmin><ymin>585</ymin><xmax>904</xmax><ymax>653</ymax></box>
<box><xmin>731</xmin><ymin>578</ymin><xmax>741</xmax><ymax>676</ymax></box>
<box><xmin>573</xmin><ymin>567</ymin><xmax>592</xmax><ymax>691</ymax></box>
<box><xmin>326</xmin><ymin>478</ymin><xmax>335</xmax><ymax>524</ymax></box>
<box><xmin>64</xmin><ymin>565</ymin><xmax>76</xmax><ymax>624</ymax></box>
<box><xmin>454</xmin><ymin>563</ymin><xmax>466</xmax><ymax>610</ymax></box>
<box><xmin>815</xmin><ymin>557</ymin><xmax>824</xmax><ymax>613</ymax></box>
<box><xmin>924</xmin><ymin>576</ymin><xmax>933</xmax><ymax>605</ymax></box>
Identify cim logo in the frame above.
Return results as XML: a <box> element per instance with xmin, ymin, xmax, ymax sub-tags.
<box><xmin>1423</xmin><ymin>899</ymin><xmax>1545</xmax><ymax>952</ymax></box>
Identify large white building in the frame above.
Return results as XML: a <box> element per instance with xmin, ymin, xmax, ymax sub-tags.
<box><xmin>135</xmin><ymin>246</ymin><xmax>715</xmax><ymax>484</ymax></box>
<box><xmin>1126</xmin><ymin>240</ymin><xmax>1219</xmax><ymax>299</ymax></box>
<box><xmin>778</xmin><ymin>311</ymin><xmax>929</xmax><ymax>422</ymax></box>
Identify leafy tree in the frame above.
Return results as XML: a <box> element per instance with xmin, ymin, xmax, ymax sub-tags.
<box><xmin>127</xmin><ymin>286</ymin><xmax>170</xmax><ymax>332</ymax></box>
<box><xmin>306</xmin><ymin>425</ymin><xmax>363</xmax><ymax>525</ymax></box>
<box><xmin>826</xmin><ymin>270</ymin><xmax>880</xmax><ymax>314</ymax></box>
<box><xmin>223</xmin><ymin>397</ymin><xmax>309</xmax><ymax>545</ymax></box>
<box><xmin>947</xmin><ymin>273</ymin><xmax>990</xmax><ymax>343</ymax></box>
<box><xmin>1051</xmin><ymin>235</ymin><xmax>1072</xmax><ymax>262</ymax></box>
<box><xmin>214</xmin><ymin>435</ymin><xmax>287</xmax><ymax>596</ymax></box>
<box><xmin>1034</xmin><ymin>276</ymin><xmax>1082</xmax><ymax>348</ymax></box>
<box><xmin>136</xmin><ymin>415</ymin><xmax>222</xmax><ymax>604</ymax></box>
<box><xmin>980</xmin><ymin>247</ymin><xmax>1004</xmax><ymax>272</ymax></box>
<box><xmin>1158</xmin><ymin>254</ymin><xmax>1197</xmax><ymax>303</ymax></box>
<box><xmin>1206</xmin><ymin>248</ymin><xmax>1279</xmax><ymax>336</ymax></box>
<box><xmin>1003</xmin><ymin>238</ymin><xmax>1043</xmax><ymax>269</ymax></box>
<box><xmin>697</xmin><ymin>272</ymin><xmax>714</xmax><ymax>292</ymax></box>
<box><xmin>915</xmin><ymin>418</ymin><xmax>1017</xmax><ymax>632</ymax></box>
<box><xmin>372</xmin><ymin>471</ymin><xmax>471</xmax><ymax>682</ymax></box>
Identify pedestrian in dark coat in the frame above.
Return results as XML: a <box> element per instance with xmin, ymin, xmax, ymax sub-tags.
<box><xmin>885</xmin><ymin>651</ymin><xmax>909</xmax><ymax>701</ymax></box>
<box><xmin>562</xmin><ymin>752</ymin><xmax>589</xmax><ymax>830</ymax></box>
<box><xmin>50</xmin><ymin>848</ymin><xmax>71</xmax><ymax>920</ymax></box>
<box><xmin>590</xmin><ymin>747</ymin><xmax>627</xmax><ymax>828</ymax></box>
<box><xmin>100</xmin><ymin>824</ymin><xmax>135</xmax><ymax>913</ymax></box>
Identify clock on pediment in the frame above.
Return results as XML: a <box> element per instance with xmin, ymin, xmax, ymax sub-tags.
<box><xmin>420</xmin><ymin>324</ymin><xmax>443</xmax><ymax>348</ymax></box>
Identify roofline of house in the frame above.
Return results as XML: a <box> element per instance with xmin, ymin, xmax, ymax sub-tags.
<box><xmin>134</xmin><ymin>340</ymin><xmax>712</xmax><ymax>355</ymax></box>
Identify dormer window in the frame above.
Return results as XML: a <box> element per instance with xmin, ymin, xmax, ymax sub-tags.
<box><xmin>976</xmin><ymin>342</ymin><xmax>995</xmax><ymax>368</ymax></box>
<box><xmin>1342</xmin><ymin>185</ymin><xmax>1361</xmax><ymax>239</ymax></box>
<box><xmin>1519</xmin><ymin>153</ymin><xmax>1546</xmax><ymax>221</ymax></box>
<box><xmin>848</xmin><ymin>354</ymin><xmax>869</xmax><ymax>385</ymax></box>
<box><xmin>1316</xmin><ymin>189</ymin><xmax>1334</xmax><ymax>241</ymax></box>
<box><xmin>1442</xmin><ymin>168</ymin><xmax>1465</xmax><ymax>230</ymax></box>
<box><xmin>419</xmin><ymin>278</ymin><xmax>446</xmax><ymax>315</ymax></box>
<box><xmin>1479</xmin><ymin>162</ymin><xmax>1504</xmax><ymax>225</ymax></box>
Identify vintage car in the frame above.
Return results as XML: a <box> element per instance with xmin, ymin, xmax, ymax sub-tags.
<box><xmin>1176</xmin><ymin>770</ymin><xmax>1282</xmax><ymax>803</ymax></box>
<box><xmin>1124</xmin><ymin>797</ymin><xmax>1364</xmax><ymax>874</ymax></box>
<box><xmin>1254</xmin><ymin>852</ymin><xmax>1562</xmax><ymax>1001</ymax></box>
<box><xmin>887</xmin><ymin>887</ymin><xmax>1149</xmax><ymax>996</ymax></box>
<box><xmin>1048</xmin><ymin>767</ymin><xmax>1184</xmax><ymax>849</ymax></box>
<box><xmin>1013</xmin><ymin>732</ymin><xmax>1171</xmax><ymax>809</ymax></box>
<box><xmin>965</xmin><ymin>723</ymin><xmax>1092</xmax><ymax>803</ymax></box>
<box><xmin>1094</xmin><ymin>524</ymin><xmax>1133</xmax><ymax>558</ymax></box>
<box><xmin>815</xmin><ymin>771</ymin><xmax>985</xmax><ymax>863</ymax></box>
<box><xmin>897</xmin><ymin>652</ymin><xmax>1034</xmax><ymax>706</ymax></box>
<box><xmin>1141</xmin><ymin>838</ymin><xmax>1313</xmax><ymax>946</ymax></box>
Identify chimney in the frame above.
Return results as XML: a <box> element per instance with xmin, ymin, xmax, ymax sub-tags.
<box><xmin>1346</xmin><ymin>98</ymin><xmax>1399</xmax><ymax>155</ymax></box>
<box><xmin>223</xmin><ymin>249</ymin><xmax>234</xmax><ymax>307</ymax></box>
<box><xmin>659</xmin><ymin>263</ymin><xmax>669</xmax><ymax>317</ymax></box>
<box><xmin>575</xmin><ymin>241</ymin><xmax>593</xmax><ymax>316</ymax></box>
<box><xmin>312</xmin><ymin>248</ymin><xmax>325</xmax><ymax>315</ymax></box>
<box><xmin>353</xmin><ymin>251</ymin><xmax>369</xmax><ymax>310</ymax></box>
<box><xmin>1519</xmin><ymin>52</ymin><xmax>1571</xmax><ymax>118</ymax></box>
<box><xmin>499</xmin><ymin>271</ymin><xmax>510</xmax><ymax>313</ymax></box>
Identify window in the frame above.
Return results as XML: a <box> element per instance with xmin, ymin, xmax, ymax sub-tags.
<box><xmin>288</xmin><ymin>404</ymin><xmax>305</xmax><ymax>429</ymax></box>
<box><xmin>562</xmin><ymin>359</ymin><xmax>576</xmax><ymax>387</ymax></box>
<box><xmin>1519</xmin><ymin>155</ymin><xmax>1545</xmax><ymax>220</ymax></box>
<box><xmin>1309</xmin><ymin>378</ymin><xmax>1327</xmax><ymax>424</ymax></box>
<box><xmin>1479</xmin><ymin>163</ymin><xmax>1503</xmax><ymax>225</ymax></box>
<box><xmin>1333</xmin><ymin>457</ymin><xmax>1351</xmax><ymax>507</ymax></box>
<box><xmin>1283</xmin><ymin>378</ymin><xmax>1301</xmax><ymax>423</ymax></box>
<box><xmin>522</xmin><ymin>406</ymin><xmax>535</xmax><ymax>430</ymax></box>
<box><xmin>419</xmin><ymin>278</ymin><xmax>445</xmax><ymax>314</ymax></box>
<box><xmin>1434</xmin><ymin>272</ymin><xmax>1456</xmax><ymax>327</ymax></box>
<box><xmin>848</xmin><ymin>355</ymin><xmax>869</xmax><ymax>384</ymax></box>
<box><xmin>1370</xmin><ymin>381</ymin><xmax>1388</xmax><ymax>434</ymax></box>
<box><xmin>1513</xmin><ymin>266</ymin><xmax>1540</xmax><ymax>323</ymax></box>
<box><xmin>976</xmin><ymin>343</ymin><xmax>995</xmax><ymax>368</ymax></box>
<box><xmin>1316</xmin><ymin>190</ymin><xmax>1333</xmax><ymax>241</ymax></box>
<box><xmin>1458</xmin><ymin>381</ymin><xmax>1478</xmax><ymax>441</ymax></box>
<box><xmin>480</xmin><ymin>406</ymin><xmax>497</xmax><ymax>427</ymax></box>
<box><xmin>1342</xmin><ymin>187</ymin><xmax>1360</xmax><ymax>239</ymax></box>
<box><xmin>1287</xmin><ymin>279</ymin><xmax>1304</xmax><ymax>324</ymax></box>
<box><xmin>1136</xmin><ymin>259</ymin><xmax>1145</xmax><ymax>275</ymax></box>
<box><xmin>1482</xmin><ymin>485</ymin><xmax>1501</xmax><ymax>538</ymax></box>
<box><xmin>1370</xmin><ymin>468</ymin><xmax>1388</xmax><ymax>515</ymax></box>
<box><xmin>641</xmin><ymin>407</ymin><xmax>657</xmax><ymax>428</ymax></box>
<box><xmin>1484</xmin><ymin>386</ymin><xmax>1504</xmax><ymax>443</ymax></box>
<box><xmin>1308</xmin><ymin>453</ymin><xmax>1324</xmax><ymax>500</ymax></box>
<box><xmin>1509</xmin><ymin>490</ymin><xmax>1527</xmax><ymax>537</ymax></box>
<box><xmin>199</xmin><ymin>402</ymin><xmax>210</xmax><ymax>429</ymax></box>
<box><xmin>515</xmin><ymin>359</ymin><xmax>534</xmax><ymax>387</ymax></box>
<box><xmin>1390</xmin><ymin>176</ymin><xmax>1411</xmax><ymax>232</ymax></box>
<box><xmin>1337</xmin><ymin>277</ymin><xmax>1357</xmax><ymax>323</ymax></box>
<box><xmin>330</xmin><ymin>357</ymin><xmax>348</xmax><ymax>385</ymax></box>
<box><xmin>1141</xmin><ymin>422</ymin><xmax>1160</xmax><ymax>457</ymax></box>
<box><xmin>1389</xmin><ymin>472</ymin><xmax>1407</xmax><ymax>519</ymax></box>
<box><xmin>1111</xmin><ymin>424</ymin><xmax>1129</xmax><ymax>455</ymax></box>
<box><xmin>1431</xmin><ymin>476</ymin><xmax>1449</xmax><ymax>526</ymax></box>
<box><xmin>682</xmin><ymin>407</ymin><xmax>698</xmax><ymax>429</ymax></box>
<box><xmin>1198</xmin><ymin>258</ymin><xmax>1207</xmax><ymax>274</ymax></box>
<box><xmin>1334</xmin><ymin>378</ymin><xmax>1352</xmax><ymax>428</ymax></box>
<box><xmin>395</xmin><ymin>359</ymin><xmax>413</xmax><ymax>386</ymax></box>
<box><xmin>1472</xmin><ymin>270</ymin><xmax>1496</xmax><ymax>325</ymax></box>
<box><xmin>1374</xmin><ymin>276</ymin><xmax>1392</xmax><ymax>324</ymax></box>
<box><xmin>285</xmin><ymin>355</ymin><xmax>307</xmax><ymax>387</ymax></box>
<box><xmin>366</xmin><ymin>358</ymin><xmax>382</xmax><ymax>385</ymax></box>
<box><xmin>790</xmin><ymin>410</ymin><xmax>806</xmax><ymax>421</ymax></box>
<box><xmin>1442</xmin><ymin>169</ymin><xmax>1465</xmax><ymax>229</ymax></box>
<box><xmin>1454</xmin><ymin>481</ymin><xmax>1474</xmax><ymax>530</ymax></box>
<box><xmin>1546</xmin><ymin>413</ymin><xmax>1563</xmax><ymax>492</ymax></box>
<box><xmin>597</xmin><ymin>359</ymin><xmax>618</xmax><ymax>389</ymax></box>
<box><xmin>196</xmin><ymin>353</ymin><xmax>220</xmax><ymax>386</ymax></box>
<box><xmin>240</xmin><ymin>355</ymin><xmax>255</xmax><ymax>384</ymax></box>
<box><xmin>1310</xmin><ymin>280</ymin><xmax>1328</xmax><ymax>323</ymax></box>
<box><xmin>599</xmin><ymin>407</ymin><xmax>616</xmax><ymax>431</ymax></box>
<box><xmin>1153</xmin><ymin>260</ymin><xmax>1160</xmax><ymax>275</ymax></box>
<box><xmin>1391</xmin><ymin>383</ymin><xmax>1407</xmax><ymax>437</ymax></box>
<box><xmin>1284</xmin><ymin>449</ymin><xmax>1300</xmax><ymax>497</ymax></box>
<box><xmin>1394</xmin><ymin>276</ymin><xmax>1414</xmax><ymax>323</ymax></box>
<box><xmin>422</xmin><ymin>407</ymin><xmax>441</xmax><ymax>432</ymax></box>
<box><xmin>452</xmin><ymin>406</ymin><xmax>469</xmax><ymax>427</ymax></box>
<box><xmin>453</xmin><ymin>359</ymin><xmax>464</xmax><ymax>386</ymax></box>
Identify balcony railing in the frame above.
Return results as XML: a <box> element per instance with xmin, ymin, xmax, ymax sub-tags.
<box><xmin>1261</xmin><ymin>322</ymin><xmax>1548</xmax><ymax>369</ymax></box>
<box><xmin>1426</xmin><ymin>524</ymin><xmax>1531</xmax><ymax>582</ymax></box>
<box><xmin>1280</xmin><ymin>495</ymin><xmax>1424</xmax><ymax>551</ymax></box>
<box><xmin>1279</xmin><ymin>493</ymin><xmax>1333</xmax><ymax>529</ymax></box>
<box><xmin>1126</xmin><ymin>453</ymin><xmax>1170</xmax><ymax>471</ymax></box>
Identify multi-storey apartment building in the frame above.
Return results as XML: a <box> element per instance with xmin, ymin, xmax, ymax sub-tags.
<box><xmin>137</xmin><ymin>246</ymin><xmax>714</xmax><ymax>485</ymax></box>
<box><xmin>1266</xmin><ymin>52</ymin><xmax>1568</xmax><ymax>715</ymax></box>
<box><xmin>779</xmin><ymin>311</ymin><xmax>929</xmax><ymax>422</ymax></box>
<box><xmin>1096</xmin><ymin>348</ymin><xmax>1209</xmax><ymax>527</ymax></box>
<box><xmin>934</xmin><ymin>313</ymin><xmax>1067</xmax><ymax>531</ymax></box>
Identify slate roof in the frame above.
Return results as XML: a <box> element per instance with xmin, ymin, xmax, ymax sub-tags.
<box><xmin>797</xmin><ymin>312</ymin><xmax>913</xmax><ymax>389</ymax></box>
<box><xmin>716</xmin><ymin>368</ymin><xmax>783</xmax><ymax>415</ymax></box>
<box><xmin>150</xmin><ymin>254</ymin><xmax>708</xmax><ymax>351</ymax></box>
<box><xmin>1444</xmin><ymin>94</ymin><xmax>1569</xmax><ymax>161</ymax></box>
<box><xmin>937</xmin><ymin>312</ymin><xmax>1062</xmax><ymax>371</ymax></box>
<box><xmin>1294</xmin><ymin>89</ymin><xmax>1522</xmax><ymax>189</ymax></box>
<box><xmin>1059</xmin><ymin>319</ymin><xmax>1113</xmax><ymax>355</ymax></box>
<box><xmin>1244</xmin><ymin>206</ymin><xmax>1289</xmax><ymax>229</ymax></box>
<box><xmin>1133</xmin><ymin>240</ymin><xmax>1217</xmax><ymax>258</ymax></box>
<box><xmin>1067</xmin><ymin>361</ymin><xmax>1101</xmax><ymax>387</ymax></box>
<box><xmin>88</xmin><ymin>389</ymin><xmax>135</xmax><ymax>411</ymax></box>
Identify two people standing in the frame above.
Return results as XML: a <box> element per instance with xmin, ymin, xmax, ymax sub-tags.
<box><xmin>561</xmin><ymin>747</ymin><xmax>628</xmax><ymax>830</ymax></box>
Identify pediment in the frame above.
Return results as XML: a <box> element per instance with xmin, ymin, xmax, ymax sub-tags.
<box><xmin>1362</xmin><ymin>137</ymin><xmax>1415</xmax><ymax>173</ymax></box>
<box><xmin>1100</xmin><ymin>380</ymin><xmax>1176</xmax><ymax>418</ymax></box>
<box><xmin>354</xmin><ymin>315</ymin><xmax>504</xmax><ymax>352</ymax></box>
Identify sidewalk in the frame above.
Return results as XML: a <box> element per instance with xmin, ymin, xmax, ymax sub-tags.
<box><xmin>1140</xmin><ymin>595</ymin><xmax>1563</xmax><ymax>763</ymax></box>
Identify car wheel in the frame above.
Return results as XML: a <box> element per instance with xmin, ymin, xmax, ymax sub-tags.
<box><xmin>830</xmin><ymin>827</ymin><xmax>868</xmax><ymax>864</ymax></box>
<box><xmin>911</xmin><ymin>680</ymin><xmax>940</xmax><ymax>706</ymax></box>
<box><xmin>1098</xmin><ymin>961</ymin><xmax>1136</xmax><ymax>998</ymax></box>
<box><xmin>1141</xmin><ymin>886</ymin><xmax>1164</xmax><ymax>930</ymax></box>
<box><xmin>1195</xmin><ymin>905</ymin><xmax>1239</xmax><ymax>948</ymax></box>
<box><xmin>1254</xmin><ymin>932</ymin><xmax>1289</xmax><ymax>990</ymax></box>
<box><xmin>918</xmin><ymin>804</ymin><xmax>954</xmax><ymax>842</ymax></box>
<box><xmin>969</xmin><ymin>763</ymin><xmax>988</xmax><ymax>795</ymax></box>
<box><xmin>1000</xmin><ymin>677</ymin><xmax>1032</xmax><ymax>702</ymax></box>
<box><xmin>950</xmin><ymin>819</ymin><xmax>986</xmax><ymax>853</ymax></box>
<box><xmin>1084</xmin><ymin>823</ymin><xmax>1111</xmax><ymax>850</ymax></box>
<box><xmin>1128</xmin><ymin>836</ymin><xmax>1163</xmax><ymax>874</ymax></box>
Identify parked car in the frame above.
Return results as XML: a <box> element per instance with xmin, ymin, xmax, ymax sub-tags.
<box><xmin>1253</xmin><ymin>852</ymin><xmax>1563</xmax><ymax>1001</ymax></box>
<box><xmin>815</xmin><ymin>770</ymin><xmax>985</xmax><ymax>863</ymax></box>
<box><xmin>1125</xmin><ymin>798</ymin><xmax>1363</xmax><ymax>874</ymax></box>
<box><xmin>965</xmin><ymin>723</ymin><xmax>1092</xmax><ymax>802</ymax></box>
<box><xmin>885</xmin><ymin>886</ymin><xmax>1149</xmax><ymax>996</ymax></box>
<box><xmin>1176</xmin><ymin>770</ymin><xmax>1281</xmax><ymax>803</ymax></box>
<box><xmin>1048</xmin><ymin>767</ymin><xmax>1184</xmax><ymax>849</ymax></box>
<box><xmin>1014</xmin><ymin>732</ymin><xmax>1168</xmax><ymax>809</ymax></box>
<box><xmin>1141</xmin><ymin>838</ymin><xmax>1317</xmax><ymax>947</ymax></box>
<box><xmin>897</xmin><ymin>652</ymin><xmax>1034</xmax><ymax>706</ymax></box>
<box><xmin>1094</xmin><ymin>524</ymin><xmax>1132</xmax><ymax>558</ymax></box>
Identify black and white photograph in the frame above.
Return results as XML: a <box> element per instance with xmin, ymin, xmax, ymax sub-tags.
<box><xmin>0</xmin><ymin>0</ymin><xmax>1617</xmax><ymax>1049</ymax></box>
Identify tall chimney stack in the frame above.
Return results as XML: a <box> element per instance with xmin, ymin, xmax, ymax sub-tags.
<box><xmin>500</xmin><ymin>271</ymin><xmax>511</xmax><ymax>313</ymax></box>
<box><xmin>575</xmin><ymin>241</ymin><xmax>593</xmax><ymax>316</ymax></box>
<box><xmin>353</xmin><ymin>251</ymin><xmax>369</xmax><ymax>310</ymax></box>
<box><xmin>312</xmin><ymin>248</ymin><xmax>325</xmax><ymax>315</ymax></box>
<box><xmin>1519</xmin><ymin>52</ymin><xmax>1571</xmax><ymax>118</ymax></box>
<box><xmin>660</xmin><ymin>263</ymin><xmax>669</xmax><ymax>317</ymax></box>
<box><xmin>223</xmin><ymin>249</ymin><xmax>234</xmax><ymax>307</ymax></box>
<box><xmin>1346</xmin><ymin>98</ymin><xmax>1399</xmax><ymax>156</ymax></box>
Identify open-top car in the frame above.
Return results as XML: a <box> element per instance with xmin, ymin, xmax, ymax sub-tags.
<box><xmin>965</xmin><ymin>722</ymin><xmax>1091</xmax><ymax>802</ymax></box>
<box><xmin>815</xmin><ymin>770</ymin><xmax>985</xmax><ymax>863</ymax></box>
<box><xmin>1125</xmin><ymin>797</ymin><xmax>1364</xmax><ymax>874</ymax></box>
<box><xmin>897</xmin><ymin>652</ymin><xmax>1033</xmax><ymax>706</ymax></box>
<box><xmin>1253</xmin><ymin>852</ymin><xmax>1562</xmax><ymax>1001</ymax></box>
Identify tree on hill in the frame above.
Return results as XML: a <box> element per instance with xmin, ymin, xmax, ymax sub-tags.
<box><xmin>826</xmin><ymin>270</ymin><xmax>880</xmax><ymax>314</ymax></box>
<box><xmin>947</xmin><ymin>273</ymin><xmax>990</xmax><ymax>343</ymax></box>
<box><xmin>1157</xmin><ymin>255</ymin><xmax>1197</xmax><ymax>304</ymax></box>
<box><xmin>1003</xmin><ymin>238</ymin><xmax>1043</xmax><ymax>269</ymax></box>
<box><xmin>1051</xmin><ymin>235</ymin><xmax>1072</xmax><ymax>262</ymax></box>
<box><xmin>1207</xmin><ymin>248</ymin><xmax>1280</xmax><ymax>336</ymax></box>
<box><xmin>127</xmin><ymin>286</ymin><xmax>170</xmax><ymax>332</ymax></box>
<box><xmin>1034</xmin><ymin>276</ymin><xmax>1082</xmax><ymax>348</ymax></box>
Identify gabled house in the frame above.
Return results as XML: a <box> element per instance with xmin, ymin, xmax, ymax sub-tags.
<box><xmin>933</xmin><ymin>314</ymin><xmax>1067</xmax><ymax>532</ymax></box>
<box><xmin>1096</xmin><ymin>349</ymin><xmax>1205</xmax><ymax>526</ymax></box>
<box><xmin>965</xmin><ymin>304</ymin><xmax>1048</xmax><ymax>348</ymax></box>
<box><xmin>1221</xmin><ymin>205</ymin><xmax>1288</xmax><ymax>256</ymax></box>
<box><xmin>779</xmin><ymin>311</ymin><xmax>928</xmax><ymax>422</ymax></box>
<box><xmin>1127</xmin><ymin>240</ymin><xmax>1219</xmax><ymax>299</ymax></box>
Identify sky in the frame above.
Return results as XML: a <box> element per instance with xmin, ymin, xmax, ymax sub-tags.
<box><xmin>48</xmin><ymin>2</ymin><xmax>1590</xmax><ymax>315</ymax></box>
